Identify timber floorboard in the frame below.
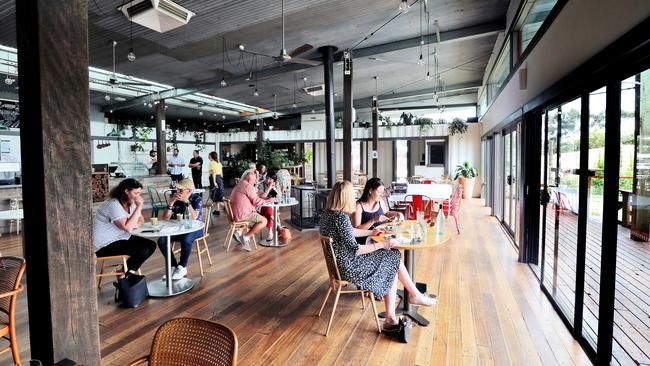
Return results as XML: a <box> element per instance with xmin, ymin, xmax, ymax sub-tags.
<box><xmin>0</xmin><ymin>199</ymin><xmax>592</xmax><ymax>365</ymax></box>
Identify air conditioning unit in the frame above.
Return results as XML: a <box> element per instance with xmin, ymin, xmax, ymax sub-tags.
<box><xmin>119</xmin><ymin>0</ymin><xmax>195</xmax><ymax>33</ymax></box>
<box><xmin>302</xmin><ymin>84</ymin><xmax>325</xmax><ymax>96</ymax></box>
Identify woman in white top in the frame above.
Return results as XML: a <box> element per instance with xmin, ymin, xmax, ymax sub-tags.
<box><xmin>93</xmin><ymin>178</ymin><xmax>156</xmax><ymax>274</ymax></box>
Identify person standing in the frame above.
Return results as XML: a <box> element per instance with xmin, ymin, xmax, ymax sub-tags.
<box><xmin>188</xmin><ymin>150</ymin><xmax>203</xmax><ymax>188</ymax></box>
<box><xmin>168</xmin><ymin>147</ymin><xmax>185</xmax><ymax>182</ymax></box>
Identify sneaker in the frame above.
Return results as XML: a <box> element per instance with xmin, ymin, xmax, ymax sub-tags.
<box><xmin>409</xmin><ymin>293</ymin><xmax>438</xmax><ymax>306</ymax></box>
<box><xmin>162</xmin><ymin>266</ymin><xmax>177</xmax><ymax>281</ymax></box>
<box><xmin>233</xmin><ymin>230</ymin><xmax>243</xmax><ymax>245</ymax></box>
<box><xmin>172</xmin><ymin>265</ymin><xmax>187</xmax><ymax>280</ymax></box>
<box><xmin>242</xmin><ymin>237</ymin><xmax>252</xmax><ymax>252</ymax></box>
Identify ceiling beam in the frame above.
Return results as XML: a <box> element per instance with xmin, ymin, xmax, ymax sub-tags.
<box><xmin>102</xmin><ymin>21</ymin><xmax>503</xmax><ymax>113</ymax></box>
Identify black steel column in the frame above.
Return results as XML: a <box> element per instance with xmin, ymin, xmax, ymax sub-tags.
<box><xmin>16</xmin><ymin>0</ymin><xmax>101</xmax><ymax>364</ymax></box>
<box><xmin>372</xmin><ymin>96</ymin><xmax>379</xmax><ymax>176</ymax></box>
<box><xmin>257</xmin><ymin>118</ymin><xmax>264</xmax><ymax>160</ymax></box>
<box><xmin>319</xmin><ymin>46</ymin><xmax>337</xmax><ymax>187</ymax></box>
<box><xmin>343</xmin><ymin>51</ymin><xmax>353</xmax><ymax>181</ymax></box>
<box><xmin>155</xmin><ymin>100</ymin><xmax>167</xmax><ymax>174</ymax></box>
<box><xmin>596</xmin><ymin>80</ymin><xmax>621</xmax><ymax>365</ymax></box>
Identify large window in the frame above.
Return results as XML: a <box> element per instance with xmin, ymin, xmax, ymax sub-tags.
<box><xmin>395</xmin><ymin>141</ymin><xmax>408</xmax><ymax>182</ymax></box>
<box><xmin>486</xmin><ymin>39</ymin><xmax>511</xmax><ymax>103</ymax></box>
<box><xmin>516</xmin><ymin>0</ymin><xmax>559</xmax><ymax>55</ymax></box>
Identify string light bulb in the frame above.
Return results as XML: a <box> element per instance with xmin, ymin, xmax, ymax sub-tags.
<box><xmin>220</xmin><ymin>77</ymin><xmax>227</xmax><ymax>87</ymax></box>
<box><xmin>253</xmin><ymin>88</ymin><xmax>259</xmax><ymax>97</ymax></box>
<box><xmin>127</xmin><ymin>48</ymin><xmax>136</xmax><ymax>62</ymax></box>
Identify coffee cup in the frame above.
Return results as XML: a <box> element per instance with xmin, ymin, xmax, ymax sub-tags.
<box><xmin>176</xmin><ymin>213</ymin><xmax>184</xmax><ymax>221</ymax></box>
<box><xmin>150</xmin><ymin>217</ymin><xmax>158</xmax><ymax>225</ymax></box>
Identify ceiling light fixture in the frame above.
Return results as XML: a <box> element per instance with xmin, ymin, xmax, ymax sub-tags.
<box><xmin>252</xmin><ymin>55</ymin><xmax>259</xmax><ymax>96</ymax></box>
<box><xmin>398</xmin><ymin>0</ymin><xmax>409</xmax><ymax>14</ymax></box>
<box><xmin>273</xmin><ymin>93</ymin><xmax>278</xmax><ymax>119</ymax></box>
<box><xmin>220</xmin><ymin>37</ymin><xmax>228</xmax><ymax>86</ymax></box>
<box><xmin>292</xmin><ymin>74</ymin><xmax>297</xmax><ymax>108</ymax></box>
<box><xmin>104</xmin><ymin>94</ymin><xmax>111</xmax><ymax>101</ymax></box>
<box><xmin>238</xmin><ymin>43</ymin><xmax>245</xmax><ymax>51</ymax></box>
<box><xmin>418</xmin><ymin>1</ymin><xmax>424</xmax><ymax>66</ymax></box>
<box><xmin>127</xmin><ymin>19</ymin><xmax>136</xmax><ymax>62</ymax></box>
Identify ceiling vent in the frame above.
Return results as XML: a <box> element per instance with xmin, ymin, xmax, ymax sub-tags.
<box><xmin>119</xmin><ymin>0</ymin><xmax>195</xmax><ymax>33</ymax></box>
<box><xmin>302</xmin><ymin>84</ymin><xmax>325</xmax><ymax>96</ymax></box>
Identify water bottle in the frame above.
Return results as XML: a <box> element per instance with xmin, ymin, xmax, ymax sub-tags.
<box><xmin>436</xmin><ymin>203</ymin><xmax>446</xmax><ymax>235</ymax></box>
<box><xmin>183</xmin><ymin>204</ymin><xmax>192</xmax><ymax>229</ymax></box>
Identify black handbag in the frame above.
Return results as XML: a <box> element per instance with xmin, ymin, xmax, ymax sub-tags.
<box><xmin>114</xmin><ymin>274</ymin><xmax>149</xmax><ymax>308</ymax></box>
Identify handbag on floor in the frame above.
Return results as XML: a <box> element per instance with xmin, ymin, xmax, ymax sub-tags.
<box><xmin>114</xmin><ymin>274</ymin><xmax>149</xmax><ymax>308</ymax></box>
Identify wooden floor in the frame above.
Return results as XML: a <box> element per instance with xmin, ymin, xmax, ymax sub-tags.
<box><xmin>0</xmin><ymin>199</ymin><xmax>592</xmax><ymax>365</ymax></box>
<box><xmin>540</xmin><ymin>205</ymin><xmax>650</xmax><ymax>366</ymax></box>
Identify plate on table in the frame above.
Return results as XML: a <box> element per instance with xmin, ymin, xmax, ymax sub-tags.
<box><xmin>383</xmin><ymin>225</ymin><xmax>402</xmax><ymax>233</ymax></box>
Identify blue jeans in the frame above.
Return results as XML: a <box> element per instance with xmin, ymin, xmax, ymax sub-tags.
<box><xmin>157</xmin><ymin>229</ymin><xmax>204</xmax><ymax>268</ymax></box>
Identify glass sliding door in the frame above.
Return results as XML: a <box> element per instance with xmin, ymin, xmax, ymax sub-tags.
<box><xmin>502</xmin><ymin>125</ymin><xmax>521</xmax><ymax>241</ymax></box>
<box><xmin>540</xmin><ymin>98</ymin><xmax>582</xmax><ymax>325</ymax></box>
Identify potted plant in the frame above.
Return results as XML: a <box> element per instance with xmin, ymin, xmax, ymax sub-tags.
<box><xmin>448</xmin><ymin>117</ymin><xmax>468</xmax><ymax>136</ymax></box>
<box><xmin>454</xmin><ymin>161</ymin><xmax>478</xmax><ymax>199</ymax></box>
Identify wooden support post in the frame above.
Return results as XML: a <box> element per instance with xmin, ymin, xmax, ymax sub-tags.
<box><xmin>257</xmin><ymin>119</ymin><xmax>264</xmax><ymax>160</ymax></box>
<box><xmin>155</xmin><ymin>100</ymin><xmax>167</xmax><ymax>174</ymax></box>
<box><xmin>343</xmin><ymin>51</ymin><xmax>353</xmax><ymax>181</ymax></box>
<box><xmin>319</xmin><ymin>46</ymin><xmax>338</xmax><ymax>188</ymax></box>
<box><xmin>15</xmin><ymin>0</ymin><xmax>101</xmax><ymax>364</ymax></box>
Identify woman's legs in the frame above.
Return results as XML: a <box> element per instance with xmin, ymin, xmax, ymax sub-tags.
<box><xmin>396</xmin><ymin>262</ymin><xmax>422</xmax><ymax>298</ymax></box>
<box><xmin>260</xmin><ymin>206</ymin><xmax>274</xmax><ymax>240</ymax></box>
<box><xmin>96</xmin><ymin>236</ymin><xmax>156</xmax><ymax>272</ymax></box>
<box><xmin>383</xmin><ymin>274</ymin><xmax>399</xmax><ymax>325</ymax></box>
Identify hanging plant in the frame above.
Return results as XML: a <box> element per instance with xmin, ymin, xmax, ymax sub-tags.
<box><xmin>448</xmin><ymin>117</ymin><xmax>468</xmax><ymax>136</ymax></box>
<box><xmin>416</xmin><ymin>117</ymin><xmax>434</xmax><ymax>136</ymax></box>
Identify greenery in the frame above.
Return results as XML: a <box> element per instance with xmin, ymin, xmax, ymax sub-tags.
<box><xmin>193</xmin><ymin>131</ymin><xmax>206</xmax><ymax>152</ymax></box>
<box><xmin>448</xmin><ymin>117</ymin><xmax>468</xmax><ymax>136</ymax></box>
<box><xmin>130</xmin><ymin>123</ymin><xmax>153</xmax><ymax>152</ymax></box>
<box><xmin>257</xmin><ymin>139</ymin><xmax>291</xmax><ymax>171</ymax></box>
<box><xmin>454</xmin><ymin>161</ymin><xmax>478</xmax><ymax>180</ymax></box>
<box><xmin>415</xmin><ymin>117</ymin><xmax>434</xmax><ymax>135</ymax></box>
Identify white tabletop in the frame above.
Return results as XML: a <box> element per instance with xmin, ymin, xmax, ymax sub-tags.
<box><xmin>389</xmin><ymin>183</ymin><xmax>453</xmax><ymax>201</ymax></box>
<box><xmin>262</xmin><ymin>199</ymin><xmax>299</xmax><ymax>208</ymax></box>
<box><xmin>158</xmin><ymin>188</ymin><xmax>205</xmax><ymax>194</ymax></box>
<box><xmin>0</xmin><ymin>209</ymin><xmax>23</xmax><ymax>220</ymax></box>
<box><xmin>132</xmin><ymin>220</ymin><xmax>204</xmax><ymax>238</ymax></box>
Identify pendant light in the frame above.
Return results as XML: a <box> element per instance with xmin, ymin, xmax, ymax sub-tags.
<box><xmin>311</xmin><ymin>87</ymin><xmax>315</xmax><ymax>113</ymax></box>
<box><xmin>398</xmin><ymin>0</ymin><xmax>409</xmax><ymax>14</ymax></box>
<box><xmin>127</xmin><ymin>19</ymin><xmax>136</xmax><ymax>62</ymax></box>
<box><xmin>417</xmin><ymin>1</ymin><xmax>424</xmax><ymax>66</ymax></box>
<box><xmin>272</xmin><ymin>93</ymin><xmax>278</xmax><ymax>119</ymax></box>
<box><xmin>292</xmin><ymin>74</ymin><xmax>297</xmax><ymax>108</ymax></box>
<box><xmin>252</xmin><ymin>55</ymin><xmax>259</xmax><ymax>96</ymax></box>
<box><xmin>220</xmin><ymin>37</ymin><xmax>227</xmax><ymax>87</ymax></box>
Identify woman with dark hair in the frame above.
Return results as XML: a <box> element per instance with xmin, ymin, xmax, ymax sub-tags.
<box><xmin>353</xmin><ymin>178</ymin><xmax>401</xmax><ymax>232</ymax></box>
<box><xmin>93</xmin><ymin>178</ymin><xmax>156</xmax><ymax>274</ymax></box>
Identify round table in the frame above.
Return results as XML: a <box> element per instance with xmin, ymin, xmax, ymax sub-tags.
<box><xmin>158</xmin><ymin>188</ymin><xmax>205</xmax><ymax>194</ymax></box>
<box><xmin>259</xmin><ymin>199</ymin><xmax>298</xmax><ymax>247</ymax></box>
<box><xmin>371</xmin><ymin>219</ymin><xmax>451</xmax><ymax>326</ymax></box>
<box><xmin>133</xmin><ymin>219</ymin><xmax>205</xmax><ymax>297</ymax></box>
<box><xmin>0</xmin><ymin>209</ymin><xmax>23</xmax><ymax>220</ymax></box>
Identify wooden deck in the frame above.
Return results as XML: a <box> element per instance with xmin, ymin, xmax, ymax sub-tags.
<box><xmin>540</xmin><ymin>205</ymin><xmax>650</xmax><ymax>366</ymax></box>
<box><xmin>0</xmin><ymin>200</ymin><xmax>591</xmax><ymax>365</ymax></box>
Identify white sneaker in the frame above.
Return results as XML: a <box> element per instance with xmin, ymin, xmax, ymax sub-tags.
<box><xmin>242</xmin><ymin>237</ymin><xmax>252</xmax><ymax>252</ymax></box>
<box><xmin>162</xmin><ymin>266</ymin><xmax>177</xmax><ymax>281</ymax></box>
<box><xmin>233</xmin><ymin>230</ymin><xmax>243</xmax><ymax>245</ymax></box>
<box><xmin>172</xmin><ymin>265</ymin><xmax>187</xmax><ymax>280</ymax></box>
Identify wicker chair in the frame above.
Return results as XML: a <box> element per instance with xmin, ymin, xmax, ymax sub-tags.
<box><xmin>0</xmin><ymin>256</ymin><xmax>25</xmax><ymax>365</ymax></box>
<box><xmin>127</xmin><ymin>317</ymin><xmax>238</xmax><ymax>366</ymax></box>
<box><xmin>223</xmin><ymin>199</ymin><xmax>256</xmax><ymax>252</ymax></box>
<box><xmin>317</xmin><ymin>236</ymin><xmax>381</xmax><ymax>336</ymax></box>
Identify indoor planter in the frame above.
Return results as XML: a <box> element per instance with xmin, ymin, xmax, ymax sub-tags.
<box><xmin>454</xmin><ymin>161</ymin><xmax>478</xmax><ymax>199</ymax></box>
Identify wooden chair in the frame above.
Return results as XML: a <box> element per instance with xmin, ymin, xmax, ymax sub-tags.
<box><xmin>127</xmin><ymin>317</ymin><xmax>238</xmax><ymax>366</ymax></box>
<box><xmin>223</xmin><ymin>199</ymin><xmax>257</xmax><ymax>252</ymax></box>
<box><xmin>147</xmin><ymin>186</ymin><xmax>168</xmax><ymax>218</ymax></box>
<box><xmin>317</xmin><ymin>236</ymin><xmax>381</xmax><ymax>336</ymax></box>
<box><xmin>171</xmin><ymin>206</ymin><xmax>213</xmax><ymax>276</ymax></box>
<box><xmin>0</xmin><ymin>256</ymin><xmax>25</xmax><ymax>365</ymax></box>
<box><xmin>95</xmin><ymin>255</ymin><xmax>141</xmax><ymax>288</ymax></box>
<box><xmin>8</xmin><ymin>198</ymin><xmax>21</xmax><ymax>234</ymax></box>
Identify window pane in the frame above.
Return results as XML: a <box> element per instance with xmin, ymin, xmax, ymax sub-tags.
<box><xmin>518</xmin><ymin>0</ymin><xmax>558</xmax><ymax>54</ymax></box>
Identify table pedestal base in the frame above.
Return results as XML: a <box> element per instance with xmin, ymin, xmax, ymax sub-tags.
<box><xmin>259</xmin><ymin>240</ymin><xmax>288</xmax><ymax>247</ymax></box>
<box><xmin>148</xmin><ymin>277</ymin><xmax>194</xmax><ymax>297</ymax></box>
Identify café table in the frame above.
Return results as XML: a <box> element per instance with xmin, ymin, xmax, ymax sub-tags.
<box><xmin>259</xmin><ymin>198</ymin><xmax>298</xmax><ymax>247</ymax></box>
<box><xmin>158</xmin><ymin>188</ymin><xmax>205</xmax><ymax>194</ymax></box>
<box><xmin>133</xmin><ymin>219</ymin><xmax>205</xmax><ymax>297</ymax></box>
<box><xmin>370</xmin><ymin>220</ymin><xmax>451</xmax><ymax>326</ymax></box>
<box><xmin>0</xmin><ymin>209</ymin><xmax>23</xmax><ymax>237</ymax></box>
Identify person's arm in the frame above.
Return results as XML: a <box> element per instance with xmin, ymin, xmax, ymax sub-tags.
<box><xmin>356</xmin><ymin>239</ymin><xmax>398</xmax><ymax>255</ymax></box>
<box><xmin>187</xmin><ymin>196</ymin><xmax>200</xmax><ymax>220</ymax></box>
<box><xmin>246</xmin><ymin>183</ymin><xmax>271</xmax><ymax>206</ymax></box>
<box><xmin>380</xmin><ymin>199</ymin><xmax>400</xmax><ymax>218</ymax></box>
<box><xmin>113</xmin><ymin>199</ymin><xmax>143</xmax><ymax>232</ymax></box>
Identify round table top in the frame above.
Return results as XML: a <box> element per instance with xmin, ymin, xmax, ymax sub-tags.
<box><xmin>0</xmin><ymin>209</ymin><xmax>23</xmax><ymax>220</ymax></box>
<box><xmin>262</xmin><ymin>199</ymin><xmax>299</xmax><ymax>208</ymax></box>
<box><xmin>370</xmin><ymin>220</ymin><xmax>451</xmax><ymax>249</ymax></box>
<box><xmin>132</xmin><ymin>220</ymin><xmax>204</xmax><ymax>238</ymax></box>
<box><xmin>158</xmin><ymin>188</ymin><xmax>205</xmax><ymax>194</ymax></box>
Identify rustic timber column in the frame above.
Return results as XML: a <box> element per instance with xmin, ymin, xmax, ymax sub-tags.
<box><xmin>342</xmin><ymin>51</ymin><xmax>353</xmax><ymax>181</ymax></box>
<box><xmin>319</xmin><ymin>45</ymin><xmax>337</xmax><ymax>188</ymax></box>
<box><xmin>372</xmin><ymin>96</ymin><xmax>379</xmax><ymax>177</ymax></box>
<box><xmin>15</xmin><ymin>0</ymin><xmax>101</xmax><ymax>365</ymax></box>
<box><xmin>155</xmin><ymin>100</ymin><xmax>167</xmax><ymax>174</ymax></box>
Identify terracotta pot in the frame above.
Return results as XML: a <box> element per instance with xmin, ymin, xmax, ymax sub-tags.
<box><xmin>458</xmin><ymin>177</ymin><xmax>475</xmax><ymax>199</ymax></box>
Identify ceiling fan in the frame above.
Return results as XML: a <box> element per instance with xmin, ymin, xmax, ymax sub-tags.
<box><xmin>238</xmin><ymin>0</ymin><xmax>320</xmax><ymax>66</ymax></box>
<box><xmin>108</xmin><ymin>40</ymin><xmax>153</xmax><ymax>87</ymax></box>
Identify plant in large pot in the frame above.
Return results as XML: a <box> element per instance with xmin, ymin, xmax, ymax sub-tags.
<box><xmin>454</xmin><ymin>161</ymin><xmax>478</xmax><ymax>199</ymax></box>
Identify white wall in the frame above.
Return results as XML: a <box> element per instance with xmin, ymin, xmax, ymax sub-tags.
<box><xmin>481</xmin><ymin>0</ymin><xmax>650</xmax><ymax>132</ymax></box>
<box><xmin>448</xmin><ymin>123</ymin><xmax>482</xmax><ymax>197</ymax></box>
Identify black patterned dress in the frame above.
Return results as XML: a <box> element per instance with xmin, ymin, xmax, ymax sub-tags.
<box><xmin>319</xmin><ymin>210</ymin><xmax>401</xmax><ymax>296</ymax></box>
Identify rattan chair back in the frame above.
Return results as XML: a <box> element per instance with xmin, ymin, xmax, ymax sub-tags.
<box><xmin>148</xmin><ymin>318</ymin><xmax>237</xmax><ymax>366</ymax></box>
<box><xmin>0</xmin><ymin>256</ymin><xmax>25</xmax><ymax>317</ymax></box>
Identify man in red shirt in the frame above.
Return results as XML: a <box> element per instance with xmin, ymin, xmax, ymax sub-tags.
<box><xmin>229</xmin><ymin>169</ymin><xmax>273</xmax><ymax>251</ymax></box>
